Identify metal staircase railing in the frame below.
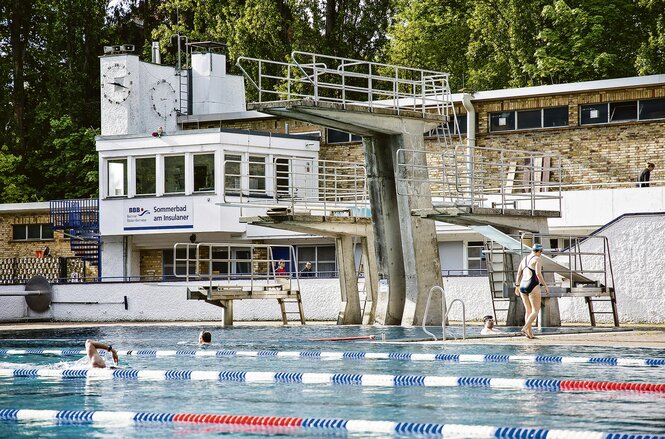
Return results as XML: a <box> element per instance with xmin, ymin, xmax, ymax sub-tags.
<box><xmin>49</xmin><ymin>199</ymin><xmax>101</xmax><ymax>277</ymax></box>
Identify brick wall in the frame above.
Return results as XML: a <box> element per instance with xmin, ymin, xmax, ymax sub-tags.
<box><xmin>0</xmin><ymin>212</ymin><xmax>73</xmax><ymax>258</ymax></box>
<box><xmin>140</xmin><ymin>249</ymin><xmax>162</xmax><ymax>280</ymax></box>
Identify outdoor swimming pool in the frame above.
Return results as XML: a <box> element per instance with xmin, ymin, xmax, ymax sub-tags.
<box><xmin>0</xmin><ymin>324</ymin><xmax>664</xmax><ymax>438</ymax></box>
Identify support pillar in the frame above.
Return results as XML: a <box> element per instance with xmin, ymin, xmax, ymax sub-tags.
<box><xmin>336</xmin><ymin>235</ymin><xmax>362</xmax><ymax>324</ymax></box>
<box><xmin>361</xmin><ymin>235</ymin><xmax>378</xmax><ymax>325</ymax></box>
<box><xmin>363</xmin><ymin>125</ymin><xmax>443</xmax><ymax>326</ymax></box>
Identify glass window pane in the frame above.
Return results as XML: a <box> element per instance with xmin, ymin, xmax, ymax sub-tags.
<box><xmin>298</xmin><ymin>247</ymin><xmax>316</xmax><ymax>263</ymax></box>
<box><xmin>211</xmin><ymin>249</ymin><xmax>229</xmax><ymax>275</ymax></box>
<box><xmin>639</xmin><ymin>98</ymin><xmax>665</xmax><ymax>120</ymax></box>
<box><xmin>194</xmin><ymin>154</ymin><xmax>215</xmax><ymax>192</ymax></box>
<box><xmin>27</xmin><ymin>224</ymin><xmax>41</xmax><ymax>239</ymax></box>
<box><xmin>454</xmin><ymin>115</ymin><xmax>467</xmax><ymax>134</ymax></box>
<box><xmin>490</xmin><ymin>112</ymin><xmax>515</xmax><ymax>132</ymax></box>
<box><xmin>108</xmin><ymin>159</ymin><xmax>127</xmax><ymax>197</ymax></box>
<box><xmin>12</xmin><ymin>225</ymin><xmax>26</xmax><ymax>240</ymax></box>
<box><xmin>580</xmin><ymin>104</ymin><xmax>608</xmax><ymax>124</ymax></box>
<box><xmin>317</xmin><ymin>262</ymin><xmax>336</xmax><ymax>277</ymax></box>
<box><xmin>248</xmin><ymin>156</ymin><xmax>265</xmax><ymax>194</ymax></box>
<box><xmin>543</xmin><ymin>107</ymin><xmax>568</xmax><ymax>127</ymax></box>
<box><xmin>224</xmin><ymin>154</ymin><xmax>241</xmax><ymax>194</ymax></box>
<box><xmin>350</xmin><ymin>134</ymin><xmax>361</xmax><ymax>142</ymax></box>
<box><xmin>41</xmin><ymin>225</ymin><xmax>53</xmax><ymax>239</ymax></box>
<box><xmin>135</xmin><ymin>157</ymin><xmax>156</xmax><ymax>195</ymax></box>
<box><xmin>467</xmin><ymin>247</ymin><xmax>481</xmax><ymax>258</ymax></box>
<box><xmin>275</xmin><ymin>158</ymin><xmax>290</xmax><ymax>196</ymax></box>
<box><xmin>317</xmin><ymin>245</ymin><xmax>336</xmax><ymax>261</ymax></box>
<box><xmin>610</xmin><ymin>101</ymin><xmax>637</xmax><ymax>122</ymax></box>
<box><xmin>517</xmin><ymin>109</ymin><xmax>541</xmax><ymax>130</ymax></box>
<box><xmin>327</xmin><ymin>129</ymin><xmax>351</xmax><ymax>143</ymax></box>
<box><xmin>164</xmin><ymin>155</ymin><xmax>185</xmax><ymax>194</ymax></box>
<box><xmin>234</xmin><ymin>249</ymin><xmax>250</xmax><ymax>274</ymax></box>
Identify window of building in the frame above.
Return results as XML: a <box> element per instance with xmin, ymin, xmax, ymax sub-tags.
<box><xmin>297</xmin><ymin>245</ymin><xmax>337</xmax><ymax>277</ymax></box>
<box><xmin>248</xmin><ymin>155</ymin><xmax>266</xmax><ymax>195</ymax></box>
<box><xmin>275</xmin><ymin>158</ymin><xmax>290</xmax><ymax>197</ymax></box>
<box><xmin>135</xmin><ymin>157</ymin><xmax>156</xmax><ymax>195</ymax></box>
<box><xmin>164</xmin><ymin>155</ymin><xmax>185</xmax><ymax>194</ymax></box>
<box><xmin>224</xmin><ymin>154</ymin><xmax>241</xmax><ymax>195</ymax></box>
<box><xmin>162</xmin><ymin>247</ymin><xmax>197</xmax><ymax>280</ymax></box>
<box><xmin>491</xmin><ymin>107</ymin><xmax>568</xmax><ymax>132</ymax></box>
<box><xmin>639</xmin><ymin>98</ymin><xmax>665</xmax><ymax>120</ymax></box>
<box><xmin>327</xmin><ymin>128</ymin><xmax>361</xmax><ymax>144</ymax></box>
<box><xmin>517</xmin><ymin>109</ymin><xmax>541</xmax><ymax>130</ymax></box>
<box><xmin>425</xmin><ymin>115</ymin><xmax>467</xmax><ymax>137</ymax></box>
<box><xmin>107</xmin><ymin>158</ymin><xmax>127</xmax><ymax>197</ymax></box>
<box><xmin>490</xmin><ymin>111</ymin><xmax>515</xmax><ymax>132</ymax></box>
<box><xmin>543</xmin><ymin>107</ymin><xmax>569</xmax><ymax>127</ymax></box>
<box><xmin>610</xmin><ymin>101</ymin><xmax>637</xmax><ymax>122</ymax></box>
<box><xmin>193</xmin><ymin>153</ymin><xmax>215</xmax><ymax>192</ymax></box>
<box><xmin>466</xmin><ymin>241</ymin><xmax>487</xmax><ymax>275</ymax></box>
<box><xmin>580</xmin><ymin>104</ymin><xmax>609</xmax><ymax>124</ymax></box>
<box><xmin>12</xmin><ymin>224</ymin><xmax>54</xmax><ymax>241</ymax></box>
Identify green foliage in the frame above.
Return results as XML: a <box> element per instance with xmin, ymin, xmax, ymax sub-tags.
<box><xmin>0</xmin><ymin>146</ymin><xmax>34</xmax><ymax>203</ymax></box>
<box><xmin>636</xmin><ymin>0</ymin><xmax>665</xmax><ymax>74</ymax></box>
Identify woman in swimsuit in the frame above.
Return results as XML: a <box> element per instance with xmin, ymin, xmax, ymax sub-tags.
<box><xmin>515</xmin><ymin>244</ymin><xmax>549</xmax><ymax>339</ymax></box>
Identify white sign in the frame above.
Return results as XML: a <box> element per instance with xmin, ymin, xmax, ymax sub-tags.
<box><xmin>123</xmin><ymin>199</ymin><xmax>193</xmax><ymax>231</ymax></box>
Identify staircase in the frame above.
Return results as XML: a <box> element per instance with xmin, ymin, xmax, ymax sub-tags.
<box><xmin>483</xmin><ymin>240</ymin><xmax>516</xmax><ymax>324</ymax></box>
<box><xmin>49</xmin><ymin>199</ymin><xmax>101</xmax><ymax>279</ymax></box>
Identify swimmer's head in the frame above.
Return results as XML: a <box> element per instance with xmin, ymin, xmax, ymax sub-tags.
<box><xmin>533</xmin><ymin>244</ymin><xmax>544</xmax><ymax>253</ymax></box>
<box><xmin>199</xmin><ymin>331</ymin><xmax>211</xmax><ymax>344</ymax></box>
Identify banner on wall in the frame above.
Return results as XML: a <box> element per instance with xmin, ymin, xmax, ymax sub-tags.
<box><xmin>123</xmin><ymin>199</ymin><xmax>193</xmax><ymax>230</ymax></box>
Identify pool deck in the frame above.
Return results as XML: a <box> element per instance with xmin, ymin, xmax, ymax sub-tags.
<box><xmin>0</xmin><ymin>321</ymin><xmax>664</xmax><ymax>349</ymax></box>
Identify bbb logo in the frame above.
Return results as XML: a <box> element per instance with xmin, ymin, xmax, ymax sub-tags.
<box><xmin>128</xmin><ymin>207</ymin><xmax>151</xmax><ymax>216</ymax></box>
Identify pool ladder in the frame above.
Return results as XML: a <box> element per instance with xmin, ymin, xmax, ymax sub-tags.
<box><xmin>422</xmin><ymin>285</ymin><xmax>466</xmax><ymax>341</ymax></box>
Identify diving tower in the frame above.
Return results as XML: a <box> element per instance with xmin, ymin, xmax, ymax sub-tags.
<box><xmin>235</xmin><ymin>52</ymin><xmax>453</xmax><ymax>326</ymax></box>
<box><xmin>178</xmin><ymin>243</ymin><xmax>305</xmax><ymax>326</ymax></box>
<box><xmin>224</xmin><ymin>155</ymin><xmax>377</xmax><ymax>325</ymax></box>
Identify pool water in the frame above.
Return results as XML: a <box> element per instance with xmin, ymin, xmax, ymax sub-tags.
<box><xmin>1</xmin><ymin>324</ymin><xmax>664</xmax><ymax>438</ymax></box>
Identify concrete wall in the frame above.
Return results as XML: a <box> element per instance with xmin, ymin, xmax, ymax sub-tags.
<box><xmin>0</xmin><ymin>278</ymin><xmax>340</xmax><ymax>322</ymax></box>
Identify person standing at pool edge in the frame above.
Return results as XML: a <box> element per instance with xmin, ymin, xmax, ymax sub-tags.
<box><xmin>515</xmin><ymin>244</ymin><xmax>549</xmax><ymax>339</ymax></box>
<box><xmin>85</xmin><ymin>339</ymin><xmax>118</xmax><ymax>368</ymax></box>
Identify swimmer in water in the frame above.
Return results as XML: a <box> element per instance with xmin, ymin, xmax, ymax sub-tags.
<box><xmin>85</xmin><ymin>339</ymin><xmax>118</xmax><ymax>368</ymax></box>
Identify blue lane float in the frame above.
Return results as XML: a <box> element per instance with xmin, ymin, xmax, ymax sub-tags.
<box><xmin>1</xmin><ymin>348</ymin><xmax>663</xmax><ymax>367</ymax></box>
<box><xmin>1</xmin><ymin>368</ymin><xmax>664</xmax><ymax>393</ymax></box>
<box><xmin>0</xmin><ymin>408</ymin><xmax>663</xmax><ymax>438</ymax></box>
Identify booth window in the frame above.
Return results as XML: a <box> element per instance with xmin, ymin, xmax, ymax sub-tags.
<box><xmin>224</xmin><ymin>154</ymin><xmax>241</xmax><ymax>195</ymax></box>
<box><xmin>194</xmin><ymin>154</ymin><xmax>215</xmax><ymax>192</ymax></box>
<box><xmin>490</xmin><ymin>112</ymin><xmax>515</xmax><ymax>132</ymax></box>
<box><xmin>135</xmin><ymin>157</ymin><xmax>156</xmax><ymax>195</ymax></box>
<box><xmin>327</xmin><ymin>128</ymin><xmax>361</xmax><ymax>144</ymax></box>
<box><xmin>107</xmin><ymin>159</ymin><xmax>127</xmax><ymax>197</ymax></box>
<box><xmin>248</xmin><ymin>155</ymin><xmax>266</xmax><ymax>195</ymax></box>
<box><xmin>466</xmin><ymin>241</ymin><xmax>487</xmax><ymax>275</ymax></box>
<box><xmin>164</xmin><ymin>155</ymin><xmax>185</xmax><ymax>194</ymax></box>
<box><xmin>610</xmin><ymin>101</ymin><xmax>637</xmax><ymax>122</ymax></box>
<box><xmin>12</xmin><ymin>224</ymin><xmax>54</xmax><ymax>241</ymax></box>
<box><xmin>491</xmin><ymin>107</ymin><xmax>568</xmax><ymax>132</ymax></box>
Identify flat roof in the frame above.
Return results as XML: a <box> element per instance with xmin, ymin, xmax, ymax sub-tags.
<box><xmin>453</xmin><ymin>74</ymin><xmax>665</xmax><ymax>102</ymax></box>
<box><xmin>177</xmin><ymin>110</ymin><xmax>274</xmax><ymax>124</ymax></box>
<box><xmin>0</xmin><ymin>202</ymin><xmax>50</xmax><ymax>213</ymax></box>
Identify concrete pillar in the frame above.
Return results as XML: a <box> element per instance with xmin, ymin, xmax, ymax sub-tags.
<box><xmin>363</xmin><ymin>135</ymin><xmax>406</xmax><ymax>325</ymax></box>
<box><xmin>363</xmin><ymin>125</ymin><xmax>443</xmax><ymax>326</ymax></box>
<box><xmin>335</xmin><ymin>235</ymin><xmax>362</xmax><ymax>324</ymax></box>
<box><xmin>361</xmin><ymin>235</ymin><xmax>378</xmax><ymax>324</ymax></box>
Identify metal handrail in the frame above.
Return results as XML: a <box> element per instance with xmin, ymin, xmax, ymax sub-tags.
<box><xmin>422</xmin><ymin>285</ymin><xmax>466</xmax><ymax>341</ymax></box>
<box><xmin>221</xmin><ymin>157</ymin><xmax>370</xmax><ymax>215</ymax></box>
<box><xmin>396</xmin><ymin>147</ymin><xmax>562</xmax><ymax>215</ymax></box>
<box><xmin>236</xmin><ymin>52</ymin><xmax>453</xmax><ymax>117</ymax></box>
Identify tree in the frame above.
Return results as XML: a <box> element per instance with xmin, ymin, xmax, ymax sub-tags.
<box><xmin>533</xmin><ymin>0</ymin><xmax>647</xmax><ymax>84</ymax></box>
<box><xmin>386</xmin><ymin>0</ymin><xmax>471</xmax><ymax>91</ymax></box>
<box><xmin>636</xmin><ymin>0</ymin><xmax>665</xmax><ymax>74</ymax></box>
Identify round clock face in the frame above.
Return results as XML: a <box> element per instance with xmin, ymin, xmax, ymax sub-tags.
<box><xmin>102</xmin><ymin>63</ymin><xmax>132</xmax><ymax>104</ymax></box>
<box><xmin>150</xmin><ymin>79</ymin><xmax>178</xmax><ymax>118</ymax></box>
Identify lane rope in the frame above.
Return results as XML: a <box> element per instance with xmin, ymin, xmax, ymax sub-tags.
<box><xmin>2</xmin><ymin>368</ymin><xmax>664</xmax><ymax>394</ymax></box>
<box><xmin>0</xmin><ymin>408</ymin><xmax>663</xmax><ymax>438</ymax></box>
<box><xmin>1</xmin><ymin>348</ymin><xmax>663</xmax><ymax>367</ymax></box>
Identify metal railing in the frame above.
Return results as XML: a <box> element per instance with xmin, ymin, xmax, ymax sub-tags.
<box><xmin>222</xmin><ymin>157</ymin><xmax>370</xmax><ymax>216</ymax></box>
<box><xmin>396</xmin><ymin>146</ymin><xmax>563</xmax><ymax>214</ymax></box>
<box><xmin>516</xmin><ymin>233</ymin><xmax>616</xmax><ymax>291</ymax></box>
<box><xmin>422</xmin><ymin>285</ymin><xmax>466</xmax><ymax>341</ymax></box>
<box><xmin>172</xmin><ymin>243</ymin><xmax>301</xmax><ymax>293</ymax></box>
<box><xmin>236</xmin><ymin>51</ymin><xmax>454</xmax><ymax>118</ymax></box>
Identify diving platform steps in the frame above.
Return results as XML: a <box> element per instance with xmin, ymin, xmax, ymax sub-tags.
<box><xmin>187</xmin><ymin>283</ymin><xmax>305</xmax><ymax>326</ymax></box>
<box><xmin>478</xmin><ymin>225</ymin><xmax>619</xmax><ymax>327</ymax></box>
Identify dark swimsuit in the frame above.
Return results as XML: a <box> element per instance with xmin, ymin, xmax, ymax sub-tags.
<box><xmin>519</xmin><ymin>256</ymin><xmax>541</xmax><ymax>294</ymax></box>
